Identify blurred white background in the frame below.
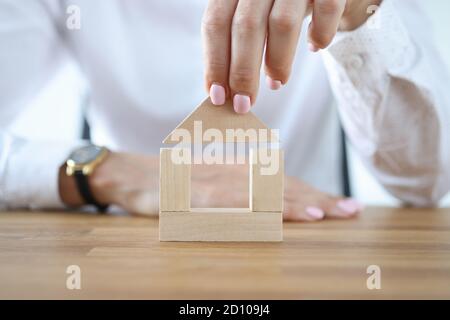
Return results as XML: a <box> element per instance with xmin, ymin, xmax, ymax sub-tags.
<box><xmin>8</xmin><ymin>1</ymin><xmax>450</xmax><ymax>207</ymax></box>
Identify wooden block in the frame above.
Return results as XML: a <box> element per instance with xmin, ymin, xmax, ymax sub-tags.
<box><xmin>163</xmin><ymin>97</ymin><xmax>278</xmax><ymax>144</ymax></box>
<box><xmin>159</xmin><ymin>148</ymin><xmax>191</xmax><ymax>212</ymax></box>
<box><xmin>251</xmin><ymin>149</ymin><xmax>284</xmax><ymax>212</ymax></box>
<box><xmin>159</xmin><ymin>209</ymin><xmax>282</xmax><ymax>242</ymax></box>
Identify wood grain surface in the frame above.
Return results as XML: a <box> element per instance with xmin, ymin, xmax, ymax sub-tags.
<box><xmin>159</xmin><ymin>210</ymin><xmax>283</xmax><ymax>242</ymax></box>
<box><xmin>0</xmin><ymin>207</ymin><xmax>449</xmax><ymax>299</ymax></box>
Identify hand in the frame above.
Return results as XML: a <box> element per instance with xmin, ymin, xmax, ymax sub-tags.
<box><xmin>202</xmin><ymin>0</ymin><xmax>382</xmax><ymax>113</ymax></box>
<box><xmin>59</xmin><ymin>152</ymin><xmax>362</xmax><ymax>221</ymax></box>
<box><xmin>59</xmin><ymin>152</ymin><xmax>160</xmax><ymax>216</ymax></box>
<box><xmin>192</xmin><ymin>163</ymin><xmax>362</xmax><ymax>221</ymax></box>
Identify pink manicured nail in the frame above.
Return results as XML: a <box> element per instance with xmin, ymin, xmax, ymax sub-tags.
<box><xmin>308</xmin><ymin>42</ymin><xmax>319</xmax><ymax>52</ymax></box>
<box><xmin>210</xmin><ymin>84</ymin><xmax>226</xmax><ymax>106</ymax></box>
<box><xmin>306</xmin><ymin>206</ymin><xmax>325</xmax><ymax>220</ymax></box>
<box><xmin>233</xmin><ymin>94</ymin><xmax>251</xmax><ymax>114</ymax></box>
<box><xmin>337</xmin><ymin>199</ymin><xmax>363</xmax><ymax>215</ymax></box>
<box><xmin>266</xmin><ymin>76</ymin><xmax>282</xmax><ymax>90</ymax></box>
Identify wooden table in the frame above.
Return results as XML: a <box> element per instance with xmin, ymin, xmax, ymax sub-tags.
<box><xmin>0</xmin><ymin>207</ymin><xmax>449</xmax><ymax>299</ymax></box>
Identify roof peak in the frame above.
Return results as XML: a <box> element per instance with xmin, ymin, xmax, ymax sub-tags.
<box><xmin>163</xmin><ymin>97</ymin><xmax>278</xmax><ymax>144</ymax></box>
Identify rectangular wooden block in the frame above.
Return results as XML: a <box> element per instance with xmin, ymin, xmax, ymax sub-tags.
<box><xmin>251</xmin><ymin>149</ymin><xmax>284</xmax><ymax>212</ymax></box>
<box><xmin>160</xmin><ymin>148</ymin><xmax>191</xmax><ymax>212</ymax></box>
<box><xmin>159</xmin><ymin>209</ymin><xmax>282</xmax><ymax>242</ymax></box>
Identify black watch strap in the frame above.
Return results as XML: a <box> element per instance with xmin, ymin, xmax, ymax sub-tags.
<box><xmin>74</xmin><ymin>170</ymin><xmax>109</xmax><ymax>212</ymax></box>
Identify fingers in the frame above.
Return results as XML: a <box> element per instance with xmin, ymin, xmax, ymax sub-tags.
<box><xmin>229</xmin><ymin>0</ymin><xmax>274</xmax><ymax>113</ymax></box>
<box><xmin>284</xmin><ymin>197</ymin><xmax>363</xmax><ymax>222</ymax></box>
<box><xmin>265</xmin><ymin>0</ymin><xmax>308</xmax><ymax>88</ymax></box>
<box><xmin>283</xmin><ymin>204</ymin><xmax>326</xmax><ymax>222</ymax></box>
<box><xmin>283</xmin><ymin>176</ymin><xmax>363</xmax><ymax>222</ymax></box>
<box><xmin>203</xmin><ymin>0</ymin><xmax>346</xmax><ymax>112</ymax></box>
<box><xmin>320</xmin><ymin>198</ymin><xmax>364</xmax><ymax>219</ymax></box>
<box><xmin>202</xmin><ymin>0</ymin><xmax>239</xmax><ymax>105</ymax></box>
<box><xmin>308</xmin><ymin>0</ymin><xmax>346</xmax><ymax>51</ymax></box>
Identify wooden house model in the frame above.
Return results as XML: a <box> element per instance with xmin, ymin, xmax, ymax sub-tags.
<box><xmin>159</xmin><ymin>98</ymin><xmax>283</xmax><ymax>242</ymax></box>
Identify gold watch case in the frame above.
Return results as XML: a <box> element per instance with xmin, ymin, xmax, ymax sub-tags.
<box><xmin>66</xmin><ymin>146</ymin><xmax>110</xmax><ymax>176</ymax></box>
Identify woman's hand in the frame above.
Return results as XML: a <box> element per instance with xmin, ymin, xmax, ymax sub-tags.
<box><xmin>202</xmin><ymin>0</ymin><xmax>382</xmax><ymax>113</ymax></box>
<box><xmin>191</xmin><ymin>163</ymin><xmax>362</xmax><ymax>221</ymax></box>
<box><xmin>59</xmin><ymin>152</ymin><xmax>161</xmax><ymax>216</ymax></box>
<box><xmin>59</xmin><ymin>152</ymin><xmax>362</xmax><ymax>221</ymax></box>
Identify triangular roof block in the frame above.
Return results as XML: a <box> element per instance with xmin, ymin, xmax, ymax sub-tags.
<box><xmin>163</xmin><ymin>97</ymin><xmax>278</xmax><ymax>144</ymax></box>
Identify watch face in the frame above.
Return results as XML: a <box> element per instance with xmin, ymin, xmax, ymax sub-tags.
<box><xmin>69</xmin><ymin>145</ymin><xmax>104</xmax><ymax>165</ymax></box>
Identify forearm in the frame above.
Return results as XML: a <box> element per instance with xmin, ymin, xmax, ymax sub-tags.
<box><xmin>58</xmin><ymin>164</ymin><xmax>84</xmax><ymax>207</ymax></box>
<box><xmin>59</xmin><ymin>151</ymin><xmax>160</xmax><ymax>214</ymax></box>
<box><xmin>0</xmin><ymin>132</ymin><xmax>83</xmax><ymax>210</ymax></box>
<box><xmin>323</xmin><ymin>0</ymin><xmax>450</xmax><ymax>206</ymax></box>
<box><xmin>0</xmin><ymin>1</ymin><xmax>79</xmax><ymax>210</ymax></box>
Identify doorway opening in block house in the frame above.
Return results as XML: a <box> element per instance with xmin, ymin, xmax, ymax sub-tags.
<box><xmin>190</xmin><ymin>143</ymin><xmax>251</xmax><ymax>209</ymax></box>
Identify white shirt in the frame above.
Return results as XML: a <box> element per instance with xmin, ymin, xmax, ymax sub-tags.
<box><xmin>1</xmin><ymin>0</ymin><xmax>449</xmax><ymax>209</ymax></box>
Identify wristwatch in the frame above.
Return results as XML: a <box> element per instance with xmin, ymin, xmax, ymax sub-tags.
<box><xmin>65</xmin><ymin>145</ymin><xmax>110</xmax><ymax>212</ymax></box>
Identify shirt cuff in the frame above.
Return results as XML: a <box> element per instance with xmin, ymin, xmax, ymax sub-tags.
<box><xmin>0</xmin><ymin>135</ymin><xmax>83</xmax><ymax>210</ymax></box>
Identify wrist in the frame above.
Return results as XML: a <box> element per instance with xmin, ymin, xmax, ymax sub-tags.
<box><xmin>89</xmin><ymin>152</ymin><xmax>160</xmax><ymax>210</ymax></box>
<box><xmin>58</xmin><ymin>164</ymin><xmax>84</xmax><ymax>207</ymax></box>
<box><xmin>339</xmin><ymin>0</ymin><xmax>382</xmax><ymax>31</ymax></box>
<box><xmin>88</xmin><ymin>151</ymin><xmax>121</xmax><ymax>206</ymax></box>
<box><xmin>58</xmin><ymin>149</ymin><xmax>115</xmax><ymax>208</ymax></box>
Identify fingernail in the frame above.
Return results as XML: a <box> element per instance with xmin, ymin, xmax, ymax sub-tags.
<box><xmin>337</xmin><ymin>199</ymin><xmax>363</xmax><ymax>215</ymax></box>
<box><xmin>210</xmin><ymin>84</ymin><xmax>226</xmax><ymax>106</ymax></box>
<box><xmin>308</xmin><ymin>42</ymin><xmax>319</xmax><ymax>52</ymax></box>
<box><xmin>305</xmin><ymin>206</ymin><xmax>325</xmax><ymax>220</ymax></box>
<box><xmin>266</xmin><ymin>76</ymin><xmax>282</xmax><ymax>90</ymax></box>
<box><xmin>233</xmin><ymin>94</ymin><xmax>251</xmax><ymax>114</ymax></box>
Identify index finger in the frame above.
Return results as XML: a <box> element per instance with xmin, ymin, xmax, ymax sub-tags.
<box><xmin>202</xmin><ymin>0</ymin><xmax>239</xmax><ymax>105</ymax></box>
<box><xmin>229</xmin><ymin>0</ymin><xmax>274</xmax><ymax>113</ymax></box>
